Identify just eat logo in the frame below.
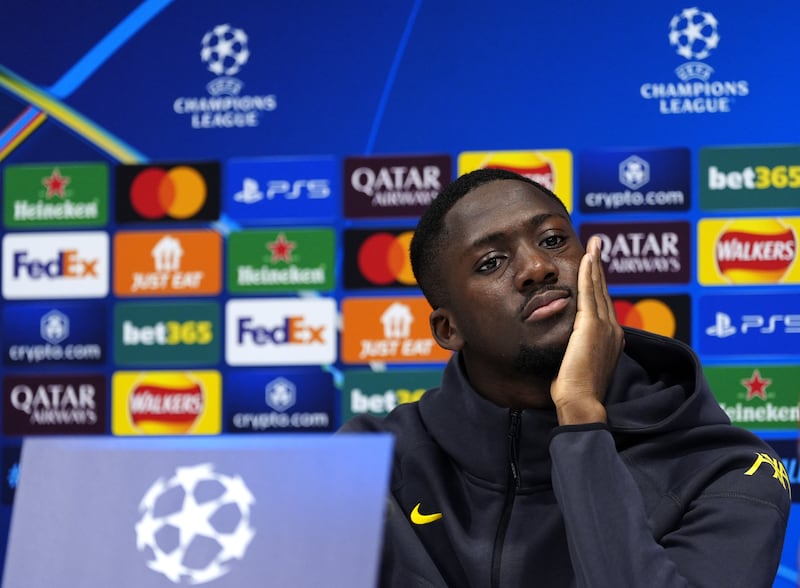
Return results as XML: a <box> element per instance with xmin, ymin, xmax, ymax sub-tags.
<box><xmin>2</xmin><ymin>232</ymin><xmax>109</xmax><ymax>299</ymax></box>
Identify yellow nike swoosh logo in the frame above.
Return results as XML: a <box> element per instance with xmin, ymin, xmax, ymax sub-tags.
<box><xmin>410</xmin><ymin>502</ymin><xmax>442</xmax><ymax>525</ymax></box>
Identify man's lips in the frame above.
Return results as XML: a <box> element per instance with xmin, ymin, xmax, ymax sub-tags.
<box><xmin>521</xmin><ymin>289</ymin><xmax>571</xmax><ymax>322</ymax></box>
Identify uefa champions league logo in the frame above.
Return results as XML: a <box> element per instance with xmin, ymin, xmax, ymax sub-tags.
<box><xmin>201</xmin><ymin>24</ymin><xmax>250</xmax><ymax>77</ymax></box>
<box><xmin>639</xmin><ymin>6</ymin><xmax>747</xmax><ymax>113</ymax></box>
<box><xmin>135</xmin><ymin>463</ymin><xmax>256</xmax><ymax>584</ymax></box>
<box><xmin>668</xmin><ymin>7</ymin><xmax>719</xmax><ymax>61</ymax></box>
<box><xmin>172</xmin><ymin>23</ymin><xmax>276</xmax><ymax>127</ymax></box>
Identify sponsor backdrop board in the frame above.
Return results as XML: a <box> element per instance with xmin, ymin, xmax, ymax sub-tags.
<box><xmin>1</xmin><ymin>2</ymin><xmax>799</xmax><ymax>586</ymax></box>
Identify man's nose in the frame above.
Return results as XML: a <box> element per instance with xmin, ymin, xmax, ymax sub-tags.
<box><xmin>513</xmin><ymin>245</ymin><xmax>558</xmax><ymax>291</ymax></box>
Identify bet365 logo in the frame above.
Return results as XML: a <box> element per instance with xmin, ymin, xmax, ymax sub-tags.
<box><xmin>114</xmin><ymin>301</ymin><xmax>220</xmax><ymax>365</ymax></box>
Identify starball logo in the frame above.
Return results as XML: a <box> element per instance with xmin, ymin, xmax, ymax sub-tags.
<box><xmin>172</xmin><ymin>24</ymin><xmax>277</xmax><ymax>129</ymax></box>
<box><xmin>639</xmin><ymin>7</ymin><xmax>750</xmax><ymax>114</ymax></box>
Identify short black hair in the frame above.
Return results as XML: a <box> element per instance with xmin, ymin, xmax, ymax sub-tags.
<box><xmin>409</xmin><ymin>167</ymin><xmax>568</xmax><ymax>308</ymax></box>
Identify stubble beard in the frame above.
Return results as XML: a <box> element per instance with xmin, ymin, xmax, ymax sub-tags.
<box><xmin>512</xmin><ymin>341</ymin><xmax>568</xmax><ymax>381</ymax></box>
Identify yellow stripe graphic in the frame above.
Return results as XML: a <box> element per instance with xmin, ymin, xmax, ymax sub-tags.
<box><xmin>0</xmin><ymin>67</ymin><xmax>143</xmax><ymax>163</ymax></box>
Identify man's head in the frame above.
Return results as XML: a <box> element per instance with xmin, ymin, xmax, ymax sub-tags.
<box><xmin>410</xmin><ymin>167</ymin><xmax>569</xmax><ymax>309</ymax></box>
<box><xmin>409</xmin><ymin>168</ymin><xmax>583</xmax><ymax>385</ymax></box>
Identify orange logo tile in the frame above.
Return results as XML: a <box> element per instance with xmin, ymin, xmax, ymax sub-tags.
<box><xmin>341</xmin><ymin>297</ymin><xmax>452</xmax><ymax>364</ymax></box>
<box><xmin>114</xmin><ymin>229</ymin><xmax>222</xmax><ymax>296</ymax></box>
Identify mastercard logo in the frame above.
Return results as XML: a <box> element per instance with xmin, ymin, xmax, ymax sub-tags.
<box><xmin>715</xmin><ymin>219</ymin><xmax>796</xmax><ymax>284</ymax></box>
<box><xmin>614</xmin><ymin>298</ymin><xmax>676</xmax><ymax>338</ymax></box>
<box><xmin>357</xmin><ymin>231</ymin><xmax>416</xmax><ymax>286</ymax></box>
<box><xmin>127</xmin><ymin>166</ymin><xmax>208</xmax><ymax>220</ymax></box>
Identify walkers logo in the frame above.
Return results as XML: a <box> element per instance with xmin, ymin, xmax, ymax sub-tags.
<box><xmin>225</xmin><ymin>298</ymin><xmax>337</xmax><ymax>366</ymax></box>
<box><xmin>578</xmin><ymin>148</ymin><xmax>690</xmax><ymax>213</ymax></box>
<box><xmin>343</xmin><ymin>228</ymin><xmax>417</xmax><ymax>289</ymax></box>
<box><xmin>698</xmin><ymin>218</ymin><xmax>799</xmax><ymax>285</ymax></box>
<box><xmin>764</xmin><ymin>440</ymin><xmax>800</xmax><ymax>503</ymax></box>
<box><xmin>3</xmin><ymin>303</ymin><xmax>105</xmax><ymax>366</ymax></box>
<box><xmin>3</xmin><ymin>163</ymin><xmax>108</xmax><ymax>229</ymax></box>
<box><xmin>3</xmin><ymin>374</ymin><xmax>107</xmax><ymax>435</ymax></box>
<box><xmin>580</xmin><ymin>222</ymin><xmax>691</xmax><ymax>284</ymax></box>
<box><xmin>341</xmin><ymin>297</ymin><xmax>452</xmax><ymax>364</ymax></box>
<box><xmin>225</xmin><ymin>370</ymin><xmax>335</xmax><ymax>432</ymax></box>
<box><xmin>114</xmin><ymin>230</ymin><xmax>221</xmax><ymax>297</ymax></box>
<box><xmin>612</xmin><ymin>295</ymin><xmax>690</xmax><ymax>343</ymax></box>
<box><xmin>224</xmin><ymin>156</ymin><xmax>338</xmax><ymax>222</ymax></box>
<box><xmin>699</xmin><ymin>293</ymin><xmax>800</xmax><ymax>357</ymax></box>
<box><xmin>640</xmin><ymin>7</ymin><xmax>750</xmax><ymax>114</ymax></box>
<box><xmin>115</xmin><ymin>162</ymin><xmax>220</xmax><ymax>223</ymax></box>
<box><xmin>114</xmin><ymin>301</ymin><xmax>220</xmax><ymax>366</ymax></box>
<box><xmin>343</xmin><ymin>154</ymin><xmax>451</xmax><ymax>218</ymax></box>
<box><xmin>2</xmin><ymin>231</ymin><xmax>109</xmax><ymax>299</ymax></box>
<box><xmin>458</xmin><ymin>150</ymin><xmax>573</xmax><ymax>213</ymax></box>
<box><xmin>700</xmin><ymin>146</ymin><xmax>800</xmax><ymax>210</ymax></box>
<box><xmin>341</xmin><ymin>369</ymin><xmax>440</xmax><ymax>422</ymax></box>
<box><xmin>172</xmin><ymin>24</ymin><xmax>277</xmax><ymax>129</ymax></box>
<box><xmin>705</xmin><ymin>366</ymin><xmax>800</xmax><ymax>431</ymax></box>
<box><xmin>227</xmin><ymin>228</ymin><xmax>335</xmax><ymax>293</ymax></box>
<box><xmin>112</xmin><ymin>370</ymin><xmax>221</xmax><ymax>435</ymax></box>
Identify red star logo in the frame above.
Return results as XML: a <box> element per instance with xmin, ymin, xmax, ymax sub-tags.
<box><xmin>741</xmin><ymin>369</ymin><xmax>772</xmax><ymax>400</ymax></box>
<box><xmin>41</xmin><ymin>168</ymin><xmax>71</xmax><ymax>198</ymax></box>
<box><xmin>267</xmin><ymin>233</ymin><xmax>296</xmax><ymax>263</ymax></box>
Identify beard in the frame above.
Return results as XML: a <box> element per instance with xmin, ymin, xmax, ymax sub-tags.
<box><xmin>512</xmin><ymin>341</ymin><xmax>568</xmax><ymax>380</ymax></box>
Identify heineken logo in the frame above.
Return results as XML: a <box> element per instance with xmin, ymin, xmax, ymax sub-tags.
<box><xmin>227</xmin><ymin>228</ymin><xmax>335</xmax><ymax>293</ymax></box>
<box><xmin>3</xmin><ymin>163</ymin><xmax>109</xmax><ymax>229</ymax></box>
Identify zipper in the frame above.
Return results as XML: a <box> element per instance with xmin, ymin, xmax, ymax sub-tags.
<box><xmin>490</xmin><ymin>409</ymin><xmax>522</xmax><ymax>588</ymax></box>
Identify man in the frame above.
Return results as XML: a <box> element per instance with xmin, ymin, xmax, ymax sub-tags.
<box><xmin>340</xmin><ymin>168</ymin><xmax>789</xmax><ymax>587</ymax></box>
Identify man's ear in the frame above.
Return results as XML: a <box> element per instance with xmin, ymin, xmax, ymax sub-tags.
<box><xmin>430</xmin><ymin>307</ymin><xmax>464</xmax><ymax>351</ymax></box>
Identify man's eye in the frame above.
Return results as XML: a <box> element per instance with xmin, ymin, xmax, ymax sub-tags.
<box><xmin>542</xmin><ymin>235</ymin><xmax>566</xmax><ymax>248</ymax></box>
<box><xmin>477</xmin><ymin>257</ymin><xmax>502</xmax><ymax>272</ymax></box>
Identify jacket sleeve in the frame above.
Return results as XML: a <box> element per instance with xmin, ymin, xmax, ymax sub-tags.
<box><xmin>549</xmin><ymin>426</ymin><xmax>789</xmax><ymax>588</ymax></box>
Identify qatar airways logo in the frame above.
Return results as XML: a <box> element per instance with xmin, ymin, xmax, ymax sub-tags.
<box><xmin>580</xmin><ymin>222</ymin><xmax>690</xmax><ymax>284</ymax></box>
<box><xmin>343</xmin><ymin>155</ymin><xmax>451</xmax><ymax>218</ymax></box>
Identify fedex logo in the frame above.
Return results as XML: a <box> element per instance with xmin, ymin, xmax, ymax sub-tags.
<box><xmin>237</xmin><ymin>316</ymin><xmax>326</xmax><ymax>345</ymax></box>
<box><xmin>3</xmin><ymin>232</ymin><xmax>109</xmax><ymax>299</ymax></box>
<box><xmin>13</xmin><ymin>250</ymin><xmax>98</xmax><ymax>278</ymax></box>
<box><xmin>226</xmin><ymin>298</ymin><xmax>337</xmax><ymax>366</ymax></box>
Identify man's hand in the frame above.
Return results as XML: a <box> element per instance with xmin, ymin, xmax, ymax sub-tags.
<box><xmin>551</xmin><ymin>236</ymin><xmax>624</xmax><ymax>425</ymax></box>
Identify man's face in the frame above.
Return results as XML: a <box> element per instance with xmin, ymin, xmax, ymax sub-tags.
<box><xmin>434</xmin><ymin>179</ymin><xmax>585</xmax><ymax>377</ymax></box>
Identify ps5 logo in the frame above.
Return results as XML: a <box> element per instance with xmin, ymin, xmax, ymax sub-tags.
<box><xmin>706</xmin><ymin>312</ymin><xmax>800</xmax><ymax>338</ymax></box>
<box><xmin>233</xmin><ymin>178</ymin><xmax>331</xmax><ymax>204</ymax></box>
